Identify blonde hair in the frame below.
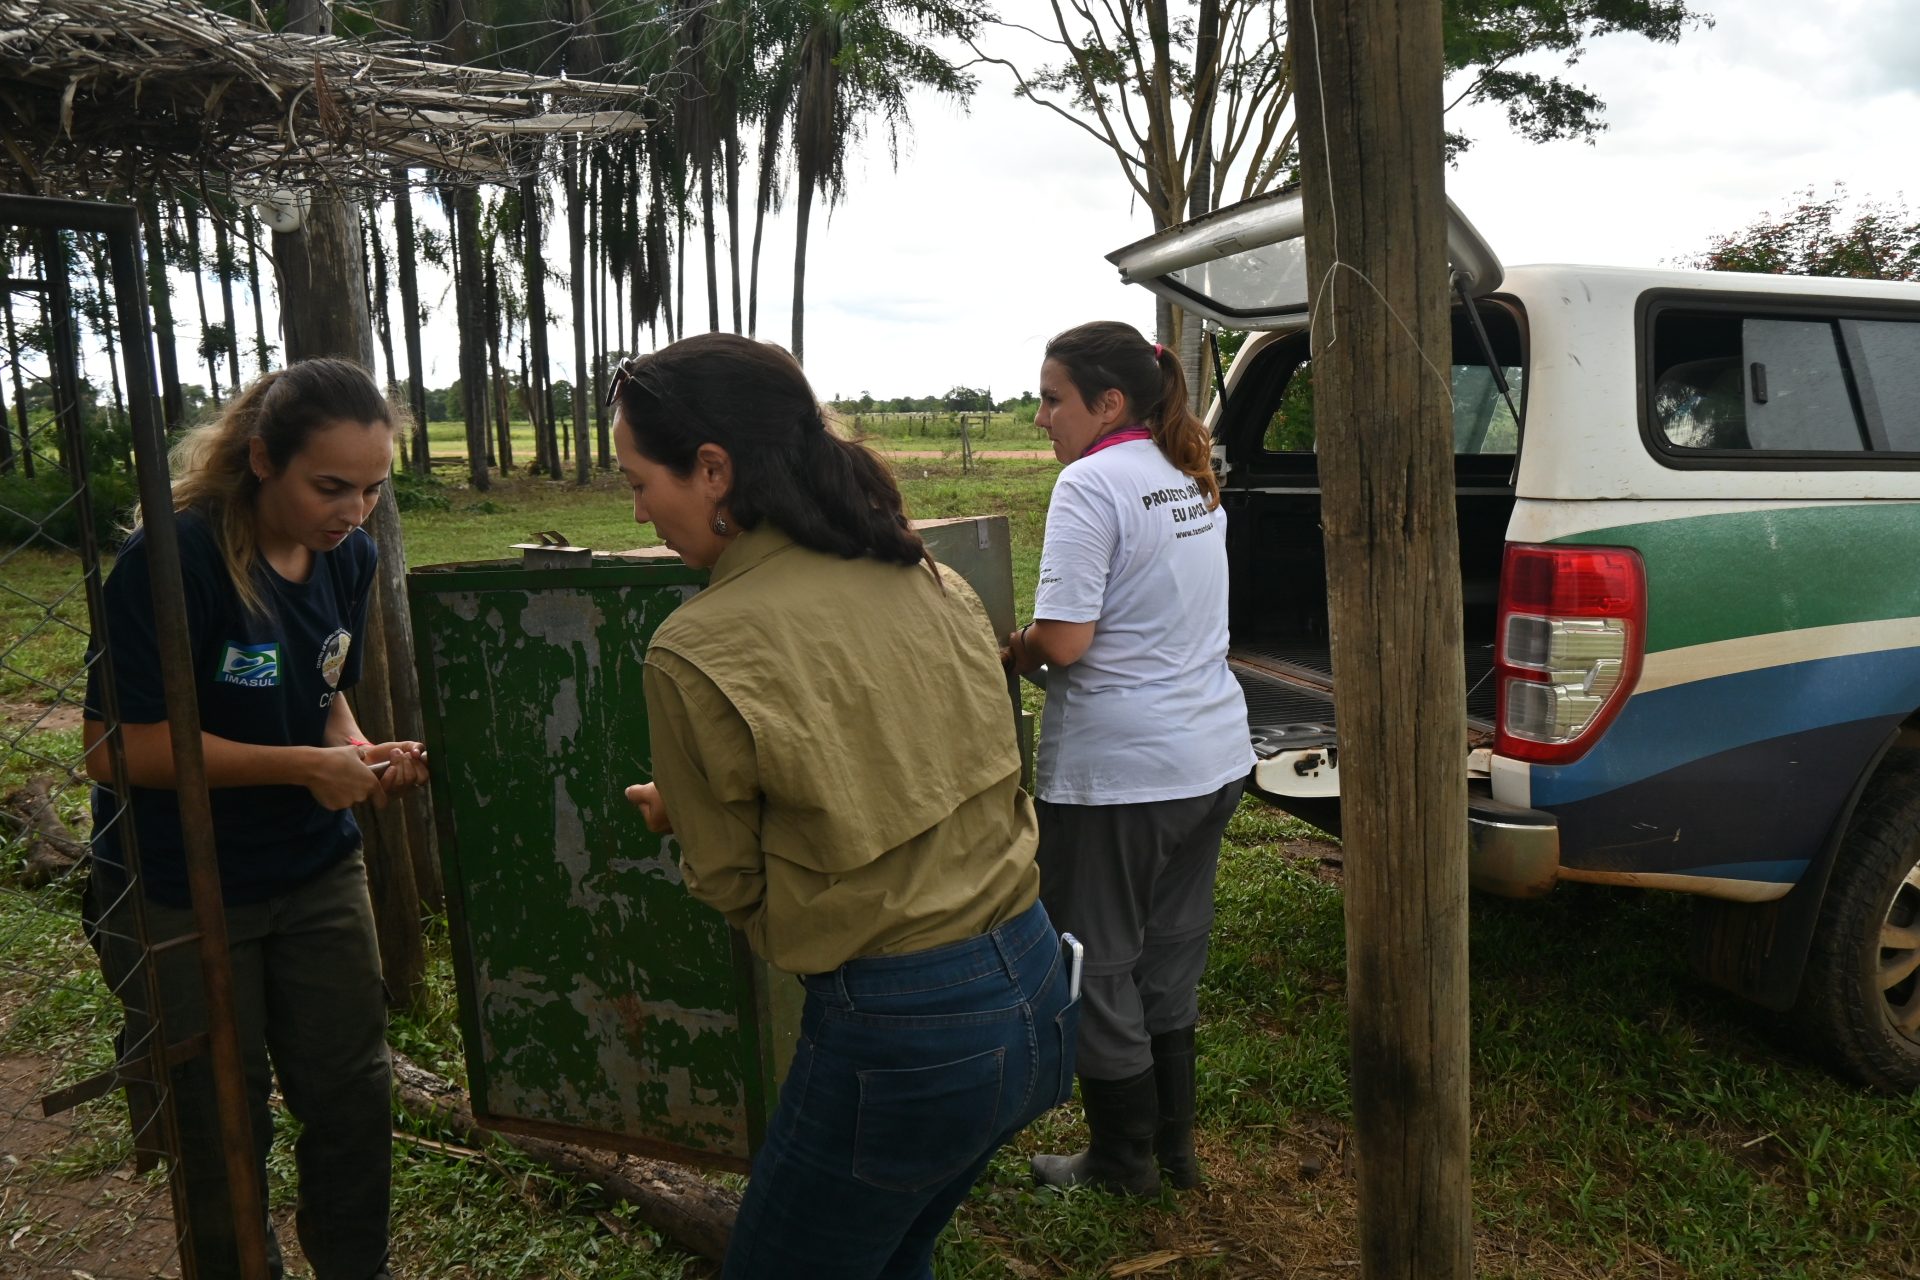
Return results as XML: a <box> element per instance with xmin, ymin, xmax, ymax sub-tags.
<box><xmin>164</xmin><ymin>358</ymin><xmax>397</xmax><ymax>618</ymax></box>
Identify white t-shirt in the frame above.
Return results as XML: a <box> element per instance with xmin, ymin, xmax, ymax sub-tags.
<box><xmin>1031</xmin><ymin>439</ymin><xmax>1254</xmax><ymax>805</ymax></box>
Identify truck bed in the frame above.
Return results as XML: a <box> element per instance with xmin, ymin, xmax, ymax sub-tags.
<box><xmin>1231</xmin><ymin>636</ymin><xmax>1497</xmax><ymax>757</ymax></box>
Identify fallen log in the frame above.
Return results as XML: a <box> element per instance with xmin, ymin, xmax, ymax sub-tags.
<box><xmin>389</xmin><ymin>1051</ymin><xmax>739</xmax><ymax>1262</ymax></box>
<box><xmin>3</xmin><ymin>774</ymin><xmax>88</xmax><ymax>888</ymax></box>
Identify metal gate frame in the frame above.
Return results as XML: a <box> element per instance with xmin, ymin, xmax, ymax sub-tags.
<box><xmin>0</xmin><ymin>193</ymin><xmax>272</xmax><ymax>1280</ymax></box>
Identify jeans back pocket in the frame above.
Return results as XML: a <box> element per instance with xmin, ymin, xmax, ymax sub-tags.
<box><xmin>852</xmin><ymin>1047</ymin><xmax>1005</xmax><ymax>1193</ymax></box>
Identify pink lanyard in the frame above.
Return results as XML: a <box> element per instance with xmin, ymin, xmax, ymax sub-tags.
<box><xmin>1079</xmin><ymin>425</ymin><xmax>1151</xmax><ymax>460</ymax></box>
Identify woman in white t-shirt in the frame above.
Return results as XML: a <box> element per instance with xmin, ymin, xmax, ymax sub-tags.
<box><xmin>1006</xmin><ymin>320</ymin><xmax>1253</xmax><ymax>1196</ymax></box>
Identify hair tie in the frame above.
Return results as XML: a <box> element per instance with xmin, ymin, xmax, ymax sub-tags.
<box><xmin>1153</xmin><ymin>343</ymin><xmax>1165</xmax><ymax>358</ymax></box>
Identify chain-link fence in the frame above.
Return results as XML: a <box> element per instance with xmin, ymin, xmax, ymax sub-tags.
<box><xmin>0</xmin><ymin>198</ymin><xmax>261</xmax><ymax>1280</ymax></box>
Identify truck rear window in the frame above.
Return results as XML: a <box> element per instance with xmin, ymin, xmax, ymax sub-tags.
<box><xmin>1649</xmin><ymin>306</ymin><xmax>1920</xmax><ymax>457</ymax></box>
<box><xmin>1261</xmin><ymin>301</ymin><xmax>1524</xmax><ymax>455</ymax></box>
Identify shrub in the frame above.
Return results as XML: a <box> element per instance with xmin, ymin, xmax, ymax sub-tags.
<box><xmin>0</xmin><ymin>468</ymin><xmax>137</xmax><ymax>547</ymax></box>
<box><xmin>392</xmin><ymin>469</ymin><xmax>452</xmax><ymax>513</ymax></box>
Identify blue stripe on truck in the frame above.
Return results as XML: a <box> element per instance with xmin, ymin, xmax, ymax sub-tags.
<box><xmin>1527</xmin><ymin>646</ymin><xmax>1920</xmax><ymax>808</ymax></box>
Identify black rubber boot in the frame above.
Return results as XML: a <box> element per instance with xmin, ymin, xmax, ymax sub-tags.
<box><xmin>1150</xmin><ymin>1026</ymin><xmax>1201</xmax><ymax>1189</ymax></box>
<box><xmin>1030</xmin><ymin>1067</ymin><xmax>1162</xmax><ymax>1196</ymax></box>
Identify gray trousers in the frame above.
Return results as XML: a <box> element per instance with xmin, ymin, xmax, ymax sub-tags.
<box><xmin>1035</xmin><ymin>777</ymin><xmax>1245</xmax><ymax>1079</ymax></box>
<box><xmin>89</xmin><ymin>849</ymin><xmax>393</xmax><ymax>1280</ymax></box>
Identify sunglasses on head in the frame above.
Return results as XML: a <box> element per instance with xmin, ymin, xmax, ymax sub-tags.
<box><xmin>606</xmin><ymin>356</ymin><xmax>641</xmax><ymax>408</ymax></box>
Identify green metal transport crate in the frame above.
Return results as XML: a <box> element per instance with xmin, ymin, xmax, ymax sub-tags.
<box><xmin>407</xmin><ymin>515</ymin><xmax>1018</xmax><ymax>1171</ymax></box>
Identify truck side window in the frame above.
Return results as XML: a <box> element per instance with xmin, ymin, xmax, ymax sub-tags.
<box><xmin>1841</xmin><ymin>319</ymin><xmax>1920</xmax><ymax>450</ymax></box>
<box><xmin>1650</xmin><ymin>308</ymin><xmax>1920</xmax><ymax>456</ymax></box>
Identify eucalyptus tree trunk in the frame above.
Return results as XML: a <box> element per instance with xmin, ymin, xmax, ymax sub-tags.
<box><xmin>181</xmin><ymin>197</ymin><xmax>222</xmax><ymax>406</ymax></box>
<box><xmin>483</xmin><ymin>244</ymin><xmax>513</xmax><ymax>474</ymax></box>
<box><xmin>2</xmin><ymin>278</ymin><xmax>31</xmax><ymax>477</ymax></box>
<box><xmin>748</xmin><ymin>86</ymin><xmax>788</xmax><ymax>341</ymax></box>
<box><xmin>700</xmin><ymin>164</ymin><xmax>720</xmax><ymax>332</ymax></box>
<box><xmin>89</xmin><ymin>239</ymin><xmax>127</xmax><ymax>426</ymax></box>
<box><xmin>590</xmin><ymin>155</ymin><xmax>609</xmax><ymax>467</ymax></box>
<box><xmin>366</xmin><ymin>199</ymin><xmax>399</xmax><ymax>392</ymax></box>
<box><xmin>138</xmin><ymin>194</ymin><xmax>185</xmax><ymax>433</ymax></box>
<box><xmin>675</xmin><ymin>215</ymin><xmax>687</xmax><ymax>343</ymax></box>
<box><xmin>242</xmin><ymin>209</ymin><xmax>271</xmax><ymax>376</ymax></box>
<box><xmin>390</xmin><ymin>171</ymin><xmax>429</xmax><ymax>471</ymax></box>
<box><xmin>723</xmin><ymin>130</ymin><xmax>743</xmax><ymax>334</ymax></box>
<box><xmin>453</xmin><ymin>186</ymin><xmax>491</xmax><ymax>491</ymax></box>
<box><xmin>212</xmin><ymin>205</ymin><xmax>242</xmax><ymax>394</ymax></box>
<box><xmin>279</xmin><ymin>0</ymin><xmax>438</xmax><ymax>977</ymax></box>
<box><xmin>520</xmin><ymin>165</ymin><xmax>559</xmax><ymax>478</ymax></box>
<box><xmin>565</xmin><ymin>139</ymin><xmax>591</xmax><ymax>484</ymax></box>
<box><xmin>791</xmin><ymin>180</ymin><xmax>813</xmax><ymax>366</ymax></box>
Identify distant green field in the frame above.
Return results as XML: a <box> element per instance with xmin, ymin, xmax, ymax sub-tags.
<box><xmin>418</xmin><ymin>411</ymin><xmax>1049</xmax><ymax>466</ymax></box>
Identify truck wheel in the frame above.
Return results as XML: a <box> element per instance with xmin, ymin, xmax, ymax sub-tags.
<box><xmin>1794</xmin><ymin>748</ymin><xmax>1920</xmax><ymax>1092</ymax></box>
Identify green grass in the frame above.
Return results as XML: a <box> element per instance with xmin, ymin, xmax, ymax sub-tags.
<box><xmin>418</xmin><ymin>411</ymin><xmax>1051</xmax><ymax>469</ymax></box>
<box><xmin>5</xmin><ymin>454</ymin><xmax>1919</xmax><ymax>1277</ymax></box>
<box><xmin>0</xmin><ymin>547</ymin><xmax>96</xmax><ymax>706</ymax></box>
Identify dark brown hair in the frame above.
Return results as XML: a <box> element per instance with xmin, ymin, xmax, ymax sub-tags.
<box><xmin>1044</xmin><ymin>320</ymin><xmax>1218</xmax><ymax>507</ymax></box>
<box><xmin>610</xmin><ymin>333</ymin><xmax>930</xmax><ymax>568</ymax></box>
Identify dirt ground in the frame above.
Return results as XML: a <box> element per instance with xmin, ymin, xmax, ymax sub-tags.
<box><xmin>0</xmin><ymin>1054</ymin><xmax>183</xmax><ymax>1279</ymax></box>
<box><xmin>0</xmin><ymin>701</ymin><xmax>83</xmax><ymax>735</ymax></box>
<box><xmin>0</xmin><ymin>1055</ymin><xmax>309</xmax><ymax>1280</ymax></box>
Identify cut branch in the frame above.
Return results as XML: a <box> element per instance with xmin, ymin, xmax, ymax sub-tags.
<box><xmin>389</xmin><ymin>1051</ymin><xmax>739</xmax><ymax>1264</ymax></box>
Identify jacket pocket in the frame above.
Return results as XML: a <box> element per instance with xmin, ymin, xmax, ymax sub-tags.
<box><xmin>852</xmin><ymin>1047</ymin><xmax>1005</xmax><ymax>1192</ymax></box>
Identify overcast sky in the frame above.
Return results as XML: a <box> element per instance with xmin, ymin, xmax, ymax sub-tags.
<box><xmin>141</xmin><ymin>0</ymin><xmax>1920</xmax><ymax>408</ymax></box>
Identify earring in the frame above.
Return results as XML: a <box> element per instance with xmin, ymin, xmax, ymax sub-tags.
<box><xmin>712</xmin><ymin>513</ymin><xmax>730</xmax><ymax>536</ymax></box>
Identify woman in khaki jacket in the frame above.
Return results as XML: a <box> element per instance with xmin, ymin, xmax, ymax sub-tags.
<box><xmin>613</xmin><ymin>333</ymin><xmax>1077</xmax><ymax>1280</ymax></box>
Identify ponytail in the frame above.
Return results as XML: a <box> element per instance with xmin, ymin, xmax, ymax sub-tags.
<box><xmin>1146</xmin><ymin>344</ymin><xmax>1219</xmax><ymax>508</ymax></box>
<box><xmin>610</xmin><ymin>334</ymin><xmax>933</xmax><ymax>571</ymax></box>
<box><xmin>781</xmin><ymin>422</ymin><xmax>933</xmax><ymax>569</ymax></box>
<box><xmin>1044</xmin><ymin>321</ymin><xmax>1219</xmax><ymax>509</ymax></box>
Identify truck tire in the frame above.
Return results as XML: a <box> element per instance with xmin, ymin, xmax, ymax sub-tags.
<box><xmin>1793</xmin><ymin>748</ymin><xmax>1920</xmax><ymax>1092</ymax></box>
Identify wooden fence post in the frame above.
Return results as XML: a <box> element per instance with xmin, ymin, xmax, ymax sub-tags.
<box><xmin>272</xmin><ymin>183</ymin><xmax>429</xmax><ymax>1006</ymax></box>
<box><xmin>1283</xmin><ymin>0</ymin><xmax>1473</xmax><ymax>1275</ymax></box>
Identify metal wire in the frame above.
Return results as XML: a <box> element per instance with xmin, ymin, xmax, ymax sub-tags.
<box><xmin>0</xmin><ymin>212</ymin><xmax>195</xmax><ymax>1278</ymax></box>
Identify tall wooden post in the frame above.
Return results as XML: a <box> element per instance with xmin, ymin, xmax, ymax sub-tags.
<box><xmin>276</xmin><ymin>0</ymin><xmax>429</xmax><ymax>1006</ymax></box>
<box><xmin>1282</xmin><ymin>0</ymin><xmax>1472</xmax><ymax>1275</ymax></box>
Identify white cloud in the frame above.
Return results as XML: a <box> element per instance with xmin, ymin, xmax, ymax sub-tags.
<box><xmin>162</xmin><ymin>0</ymin><xmax>1920</xmax><ymax>409</ymax></box>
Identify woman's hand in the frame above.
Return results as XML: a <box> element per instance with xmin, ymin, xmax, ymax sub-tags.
<box><xmin>624</xmin><ymin>782</ymin><xmax>673</xmax><ymax>834</ymax></box>
<box><xmin>358</xmin><ymin>741</ymin><xmax>430</xmax><ymax>798</ymax></box>
<box><xmin>1007</xmin><ymin>619</ymin><xmax>1097</xmax><ymax>675</ymax></box>
<box><xmin>307</xmin><ymin>745</ymin><xmax>387</xmax><ymax>811</ymax></box>
<box><xmin>1005</xmin><ymin>624</ymin><xmax>1045</xmax><ymax>677</ymax></box>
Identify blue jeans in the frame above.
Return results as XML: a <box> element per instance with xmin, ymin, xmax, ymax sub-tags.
<box><xmin>723</xmin><ymin>899</ymin><xmax>1078</xmax><ymax>1280</ymax></box>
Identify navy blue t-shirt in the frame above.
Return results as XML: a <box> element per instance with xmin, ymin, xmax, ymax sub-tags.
<box><xmin>84</xmin><ymin>510</ymin><xmax>377</xmax><ymax>906</ymax></box>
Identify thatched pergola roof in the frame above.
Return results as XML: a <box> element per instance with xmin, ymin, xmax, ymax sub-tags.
<box><xmin>0</xmin><ymin>0</ymin><xmax>658</xmax><ymax>197</ymax></box>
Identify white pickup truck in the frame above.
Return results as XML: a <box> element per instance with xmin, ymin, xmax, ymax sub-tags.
<box><xmin>1110</xmin><ymin>188</ymin><xmax>1920</xmax><ymax>1091</ymax></box>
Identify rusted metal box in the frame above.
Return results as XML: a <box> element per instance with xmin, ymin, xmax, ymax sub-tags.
<box><xmin>407</xmin><ymin>515</ymin><xmax>1017</xmax><ymax>1171</ymax></box>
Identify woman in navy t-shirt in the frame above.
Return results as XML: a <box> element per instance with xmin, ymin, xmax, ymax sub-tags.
<box><xmin>82</xmin><ymin>358</ymin><xmax>426</xmax><ymax>1279</ymax></box>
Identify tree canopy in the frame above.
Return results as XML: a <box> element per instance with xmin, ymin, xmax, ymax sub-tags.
<box><xmin>1686</xmin><ymin>186</ymin><xmax>1920</xmax><ymax>282</ymax></box>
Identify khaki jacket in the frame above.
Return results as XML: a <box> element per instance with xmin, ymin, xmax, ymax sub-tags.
<box><xmin>642</xmin><ymin>524</ymin><xmax>1039</xmax><ymax>974</ymax></box>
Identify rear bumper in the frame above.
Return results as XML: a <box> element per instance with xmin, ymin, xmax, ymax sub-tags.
<box><xmin>1250</xmin><ymin>752</ymin><xmax>1560</xmax><ymax>898</ymax></box>
<box><xmin>1467</xmin><ymin>790</ymin><xmax>1560</xmax><ymax>899</ymax></box>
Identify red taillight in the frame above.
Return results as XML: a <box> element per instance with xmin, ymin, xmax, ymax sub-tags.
<box><xmin>1495</xmin><ymin>543</ymin><xmax>1646</xmax><ymax>765</ymax></box>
